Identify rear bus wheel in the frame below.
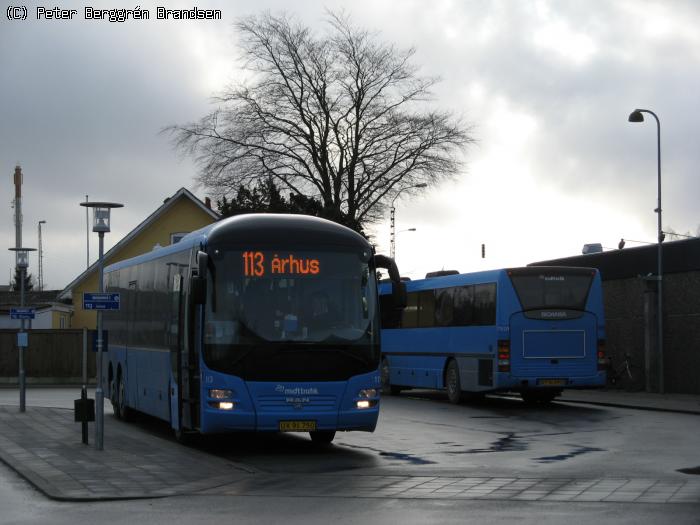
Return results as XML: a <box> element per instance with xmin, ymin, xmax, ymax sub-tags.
<box><xmin>445</xmin><ymin>360</ymin><xmax>463</xmax><ymax>404</ymax></box>
<box><xmin>310</xmin><ymin>430</ymin><xmax>336</xmax><ymax>445</ymax></box>
<box><xmin>110</xmin><ymin>378</ymin><xmax>121</xmax><ymax>419</ymax></box>
<box><xmin>381</xmin><ymin>358</ymin><xmax>402</xmax><ymax>395</ymax></box>
<box><xmin>118</xmin><ymin>374</ymin><xmax>132</xmax><ymax>422</ymax></box>
<box><xmin>521</xmin><ymin>390</ymin><xmax>559</xmax><ymax>405</ymax></box>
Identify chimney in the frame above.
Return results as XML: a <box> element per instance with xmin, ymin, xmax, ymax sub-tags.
<box><xmin>205</xmin><ymin>197</ymin><xmax>211</xmax><ymax>209</ymax></box>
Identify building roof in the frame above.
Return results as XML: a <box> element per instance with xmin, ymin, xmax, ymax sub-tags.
<box><xmin>529</xmin><ymin>237</ymin><xmax>700</xmax><ymax>281</ymax></box>
<box><xmin>0</xmin><ymin>290</ymin><xmax>65</xmax><ymax>306</ymax></box>
<box><xmin>58</xmin><ymin>188</ymin><xmax>219</xmax><ymax>300</ymax></box>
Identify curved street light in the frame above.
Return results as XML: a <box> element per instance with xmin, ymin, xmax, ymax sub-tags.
<box><xmin>390</xmin><ymin>184</ymin><xmax>426</xmax><ymax>259</ymax></box>
<box><xmin>628</xmin><ymin>108</ymin><xmax>663</xmax><ymax>393</ymax></box>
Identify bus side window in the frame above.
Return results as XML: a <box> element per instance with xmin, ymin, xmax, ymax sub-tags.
<box><xmin>402</xmin><ymin>292</ymin><xmax>419</xmax><ymax>328</ymax></box>
<box><xmin>452</xmin><ymin>285</ymin><xmax>474</xmax><ymax>326</ymax></box>
<box><xmin>435</xmin><ymin>288</ymin><xmax>454</xmax><ymax>327</ymax></box>
<box><xmin>473</xmin><ymin>283</ymin><xmax>496</xmax><ymax>326</ymax></box>
<box><xmin>418</xmin><ymin>290</ymin><xmax>435</xmax><ymax>328</ymax></box>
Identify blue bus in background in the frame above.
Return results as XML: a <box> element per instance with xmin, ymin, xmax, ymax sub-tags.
<box><xmin>103</xmin><ymin>214</ymin><xmax>403</xmax><ymax>444</ymax></box>
<box><xmin>379</xmin><ymin>266</ymin><xmax>607</xmax><ymax>404</ymax></box>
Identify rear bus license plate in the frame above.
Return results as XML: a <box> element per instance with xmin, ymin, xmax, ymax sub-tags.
<box><xmin>279</xmin><ymin>420</ymin><xmax>317</xmax><ymax>432</ymax></box>
<box><xmin>537</xmin><ymin>379</ymin><xmax>567</xmax><ymax>386</ymax></box>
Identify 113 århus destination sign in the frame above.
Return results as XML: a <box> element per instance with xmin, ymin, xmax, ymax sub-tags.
<box><xmin>83</xmin><ymin>293</ymin><xmax>120</xmax><ymax>311</ymax></box>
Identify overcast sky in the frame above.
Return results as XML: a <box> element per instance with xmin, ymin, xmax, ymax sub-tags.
<box><xmin>1</xmin><ymin>0</ymin><xmax>699</xmax><ymax>289</ymax></box>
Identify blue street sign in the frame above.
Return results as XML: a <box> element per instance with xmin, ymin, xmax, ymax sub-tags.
<box><xmin>10</xmin><ymin>308</ymin><xmax>35</xmax><ymax>320</ymax></box>
<box><xmin>83</xmin><ymin>293</ymin><xmax>121</xmax><ymax>310</ymax></box>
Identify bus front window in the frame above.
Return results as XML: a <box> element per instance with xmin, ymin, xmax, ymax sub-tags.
<box><xmin>202</xmin><ymin>249</ymin><xmax>379</xmax><ymax>381</ymax></box>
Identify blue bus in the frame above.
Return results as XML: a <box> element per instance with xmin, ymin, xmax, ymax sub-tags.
<box><xmin>102</xmin><ymin>214</ymin><xmax>404</xmax><ymax>443</ymax></box>
<box><xmin>379</xmin><ymin>266</ymin><xmax>607</xmax><ymax>404</ymax></box>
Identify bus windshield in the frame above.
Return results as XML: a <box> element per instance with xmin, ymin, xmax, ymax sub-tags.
<box><xmin>508</xmin><ymin>268</ymin><xmax>594</xmax><ymax>311</ymax></box>
<box><xmin>203</xmin><ymin>248</ymin><xmax>379</xmax><ymax>381</ymax></box>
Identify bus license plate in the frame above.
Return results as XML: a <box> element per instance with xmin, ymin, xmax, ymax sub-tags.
<box><xmin>279</xmin><ymin>420</ymin><xmax>317</xmax><ymax>432</ymax></box>
<box><xmin>538</xmin><ymin>379</ymin><xmax>566</xmax><ymax>386</ymax></box>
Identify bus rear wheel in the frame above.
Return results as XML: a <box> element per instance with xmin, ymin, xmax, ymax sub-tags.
<box><xmin>110</xmin><ymin>378</ymin><xmax>121</xmax><ymax>419</ymax></box>
<box><xmin>445</xmin><ymin>360</ymin><xmax>463</xmax><ymax>404</ymax></box>
<box><xmin>521</xmin><ymin>390</ymin><xmax>560</xmax><ymax>405</ymax></box>
<box><xmin>310</xmin><ymin>430</ymin><xmax>336</xmax><ymax>444</ymax></box>
<box><xmin>118</xmin><ymin>374</ymin><xmax>132</xmax><ymax>422</ymax></box>
<box><xmin>381</xmin><ymin>358</ymin><xmax>402</xmax><ymax>395</ymax></box>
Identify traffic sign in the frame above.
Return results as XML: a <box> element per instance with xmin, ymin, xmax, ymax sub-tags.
<box><xmin>83</xmin><ymin>293</ymin><xmax>121</xmax><ymax>310</ymax></box>
<box><xmin>10</xmin><ymin>308</ymin><xmax>35</xmax><ymax>320</ymax></box>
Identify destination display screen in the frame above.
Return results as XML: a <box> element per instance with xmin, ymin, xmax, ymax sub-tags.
<box><xmin>242</xmin><ymin>251</ymin><xmax>320</xmax><ymax>277</ymax></box>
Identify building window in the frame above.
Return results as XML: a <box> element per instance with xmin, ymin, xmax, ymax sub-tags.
<box><xmin>59</xmin><ymin>315</ymin><xmax>66</xmax><ymax>329</ymax></box>
<box><xmin>170</xmin><ymin>232</ymin><xmax>188</xmax><ymax>244</ymax></box>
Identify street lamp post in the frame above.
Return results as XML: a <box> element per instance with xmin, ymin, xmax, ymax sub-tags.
<box><xmin>628</xmin><ymin>108</ymin><xmax>664</xmax><ymax>393</ymax></box>
<box><xmin>38</xmin><ymin>221</ymin><xmax>46</xmax><ymax>291</ymax></box>
<box><xmin>390</xmin><ymin>184</ymin><xmax>427</xmax><ymax>260</ymax></box>
<box><xmin>80</xmin><ymin>201</ymin><xmax>123</xmax><ymax>450</ymax></box>
<box><xmin>8</xmin><ymin>247</ymin><xmax>36</xmax><ymax>413</ymax></box>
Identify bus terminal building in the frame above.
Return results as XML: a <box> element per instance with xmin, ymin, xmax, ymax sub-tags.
<box><xmin>531</xmin><ymin>237</ymin><xmax>700</xmax><ymax>395</ymax></box>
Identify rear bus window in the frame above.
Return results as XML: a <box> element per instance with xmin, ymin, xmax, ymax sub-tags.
<box><xmin>509</xmin><ymin>271</ymin><xmax>593</xmax><ymax>311</ymax></box>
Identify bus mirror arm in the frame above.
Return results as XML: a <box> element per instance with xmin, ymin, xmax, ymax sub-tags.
<box><xmin>374</xmin><ymin>254</ymin><xmax>407</xmax><ymax>309</ymax></box>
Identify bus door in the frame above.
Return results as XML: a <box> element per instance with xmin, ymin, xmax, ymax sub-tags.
<box><xmin>180</xmin><ymin>266</ymin><xmax>201</xmax><ymax>431</ymax></box>
<box><xmin>169</xmin><ymin>272</ymin><xmax>184</xmax><ymax>430</ymax></box>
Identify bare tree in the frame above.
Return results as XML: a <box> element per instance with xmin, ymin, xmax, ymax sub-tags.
<box><xmin>166</xmin><ymin>11</ymin><xmax>473</xmax><ymax>228</ymax></box>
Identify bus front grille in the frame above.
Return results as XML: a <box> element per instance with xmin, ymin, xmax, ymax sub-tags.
<box><xmin>256</xmin><ymin>395</ymin><xmax>338</xmax><ymax>412</ymax></box>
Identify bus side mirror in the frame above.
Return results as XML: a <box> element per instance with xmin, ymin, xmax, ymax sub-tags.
<box><xmin>191</xmin><ymin>276</ymin><xmax>206</xmax><ymax>305</ymax></box>
<box><xmin>197</xmin><ymin>251</ymin><xmax>209</xmax><ymax>278</ymax></box>
<box><xmin>374</xmin><ymin>254</ymin><xmax>406</xmax><ymax>309</ymax></box>
<box><xmin>191</xmin><ymin>250</ymin><xmax>209</xmax><ymax>305</ymax></box>
<box><xmin>393</xmin><ymin>281</ymin><xmax>407</xmax><ymax>309</ymax></box>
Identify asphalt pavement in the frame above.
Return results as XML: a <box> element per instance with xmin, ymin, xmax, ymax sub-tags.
<box><xmin>0</xmin><ymin>387</ymin><xmax>698</xmax><ymax>502</ymax></box>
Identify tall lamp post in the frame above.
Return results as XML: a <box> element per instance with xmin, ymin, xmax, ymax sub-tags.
<box><xmin>37</xmin><ymin>220</ymin><xmax>46</xmax><ymax>291</ymax></box>
<box><xmin>8</xmin><ymin>247</ymin><xmax>36</xmax><ymax>413</ymax></box>
<box><xmin>628</xmin><ymin>108</ymin><xmax>664</xmax><ymax>394</ymax></box>
<box><xmin>390</xmin><ymin>183</ymin><xmax>427</xmax><ymax>260</ymax></box>
<box><xmin>80</xmin><ymin>201</ymin><xmax>123</xmax><ymax>450</ymax></box>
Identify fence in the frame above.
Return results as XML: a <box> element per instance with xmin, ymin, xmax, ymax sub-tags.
<box><xmin>0</xmin><ymin>329</ymin><xmax>96</xmax><ymax>384</ymax></box>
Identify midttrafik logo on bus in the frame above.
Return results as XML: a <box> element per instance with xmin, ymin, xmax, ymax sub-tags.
<box><xmin>275</xmin><ymin>385</ymin><xmax>319</xmax><ymax>395</ymax></box>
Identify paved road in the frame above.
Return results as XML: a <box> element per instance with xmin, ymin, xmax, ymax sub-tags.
<box><xmin>1</xmin><ymin>387</ymin><xmax>699</xmax><ymax>524</ymax></box>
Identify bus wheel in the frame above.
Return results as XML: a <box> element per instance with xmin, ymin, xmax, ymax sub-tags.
<box><xmin>445</xmin><ymin>360</ymin><xmax>463</xmax><ymax>405</ymax></box>
<box><xmin>381</xmin><ymin>358</ymin><xmax>402</xmax><ymax>395</ymax></box>
<box><xmin>310</xmin><ymin>430</ymin><xmax>336</xmax><ymax>445</ymax></box>
<box><xmin>118</xmin><ymin>374</ymin><xmax>132</xmax><ymax>422</ymax></box>
<box><xmin>521</xmin><ymin>390</ymin><xmax>559</xmax><ymax>405</ymax></box>
<box><xmin>175</xmin><ymin>428</ymin><xmax>197</xmax><ymax>446</ymax></box>
<box><xmin>110</xmin><ymin>378</ymin><xmax>121</xmax><ymax>419</ymax></box>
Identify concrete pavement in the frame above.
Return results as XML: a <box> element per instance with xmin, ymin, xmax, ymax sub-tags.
<box><xmin>0</xmin><ymin>387</ymin><xmax>698</xmax><ymax>502</ymax></box>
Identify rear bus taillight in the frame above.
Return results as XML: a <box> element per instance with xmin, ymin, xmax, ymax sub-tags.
<box><xmin>597</xmin><ymin>340</ymin><xmax>607</xmax><ymax>371</ymax></box>
<box><xmin>498</xmin><ymin>339</ymin><xmax>511</xmax><ymax>372</ymax></box>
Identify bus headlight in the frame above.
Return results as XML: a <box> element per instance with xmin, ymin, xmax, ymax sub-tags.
<box><xmin>209</xmin><ymin>389</ymin><xmax>233</xmax><ymax>399</ymax></box>
<box><xmin>208</xmin><ymin>401</ymin><xmax>235</xmax><ymax>410</ymax></box>
<box><xmin>356</xmin><ymin>388</ymin><xmax>378</xmax><ymax>409</ymax></box>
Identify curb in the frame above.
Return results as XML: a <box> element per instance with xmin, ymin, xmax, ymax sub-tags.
<box><xmin>556</xmin><ymin>398</ymin><xmax>700</xmax><ymax>416</ymax></box>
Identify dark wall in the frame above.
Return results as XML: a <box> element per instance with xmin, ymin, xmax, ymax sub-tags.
<box><xmin>582</xmin><ymin>273</ymin><xmax>699</xmax><ymax>395</ymax></box>
<box><xmin>0</xmin><ymin>329</ymin><xmax>96</xmax><ymax>384</ymax></box>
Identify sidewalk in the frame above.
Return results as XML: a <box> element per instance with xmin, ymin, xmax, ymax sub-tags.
<box><xmin>557</xmin><ymin>389</ymin><xmax>700</xmax><ymax>415</ymax></box>
<box><xmin>0</xmin><ymin>405</ymin><xmax>255</xmax><ymax>501</ymax></box>
<box><xmin>0</xmin><ymin>389</ymin><xmax>698</xmax><ymax>502</ymax></box>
